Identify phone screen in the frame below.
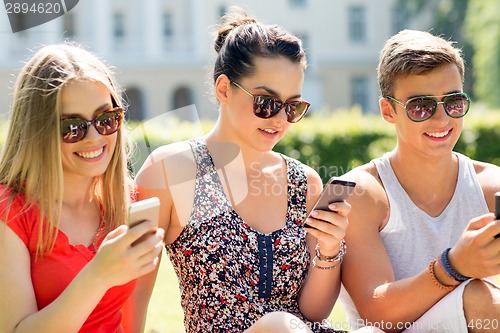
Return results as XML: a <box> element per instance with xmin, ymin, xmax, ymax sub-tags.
<box><xmin>304</xmin><ymin>177</ymin><xmax>356</xmax><ymax>229</ymax></box>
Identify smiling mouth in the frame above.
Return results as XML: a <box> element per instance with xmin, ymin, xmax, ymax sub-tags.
<box><xmin>260</xmin><ymin>128</ymin><xmax>279</xmax><ymax>134</ymax></box>
<box><xmin>76</xmin><ymin>147</ymin><xmax>104</xmax><ymax>159</ymax></box>
<box><xmin>425</xmin><ymin>129</ymin><xmax>450</xmax><ymax>138</ymax></box>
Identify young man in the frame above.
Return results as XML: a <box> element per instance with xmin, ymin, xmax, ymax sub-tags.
<box><xmin>340</xmin><ymin>29</ymin><xmax>500</xmax><ymax>333</ymax></box>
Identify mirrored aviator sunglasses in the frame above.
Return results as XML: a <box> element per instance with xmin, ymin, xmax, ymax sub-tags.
<box><xmin>386</xmin><ymin>92</ymin><xmax>470</xmax><ymax>122</ymax></box>
<box><xmin>232</xmin><ymin>81</ymin><xmax>311</xmax><ymax>123</ymax></box>
<box><xmin>60</xmin><ymin>107</ymin><xmax>124</xmax><ymax>143</ymax></box>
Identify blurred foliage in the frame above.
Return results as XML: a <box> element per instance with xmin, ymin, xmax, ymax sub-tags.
<box><xmin>275</xmin><ymin>106</ymin><xmax>500</xmax><ymax>182</ymax></box>
<box><xmin>273</xmin><ymin>108</ymin><xmax>395</xmax><ymax>180</ymax></box>
<box><xmin>120</xmin><ymin>106</ymin><xmax>500</xmax><ymax>183</ymax></box>
<box><xmin>1</xmin><ymin>106</ymin><xmax>499</xmax><ymax>184</ymax></box>
<box><xmin>397</xmin><ymin>0</ymin><xmax>500</xmax><ymax>107</ymax></box>
<box><xmin>464</xmin><ymin>0</ymin><xmax>500</xmax><ymax>108</ymax></box>
<box><xmin>125</xmin><ymin>115</ymin><xmax>214</xmax><ymax>175</ymax></box>
<box><xmin>396</xmin><ymin>0</ymin><xmax>473</xmax><ymax>93</ymax></box>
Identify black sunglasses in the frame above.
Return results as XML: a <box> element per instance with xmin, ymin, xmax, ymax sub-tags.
<box><xmin>385</xmin><ymin>92</ymin><xmax>470</xmax><ymax>122</ymax></box>
<box><xmin>232</xmin><ymin>81</ymin><xmax>310</xmax><ymax>123</ymax></box>
<box><xmin>60</xmin><ymin>107</ymin><xmax>124</xmax><ymax>143</ymax></box>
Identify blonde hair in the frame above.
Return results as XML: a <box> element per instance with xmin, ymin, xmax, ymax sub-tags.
<box><xmin>0</xmin><ymin>43</ymin><xmax>133</xmax><ymax>256</ymax></box>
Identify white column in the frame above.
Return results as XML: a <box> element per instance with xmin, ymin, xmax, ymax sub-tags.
<box><xmin>85</xmin><ymin>0</ymin><xmax>111</xmax><ymax>57</ymax></box>
<box><xmin>0</xmin><ymin>9</ymin><xmax>12</xmax><ymax>63</ymax></box>
<box><xmin>40</xmin><ymin>17</ymin><xmax>61</xmax><ymax>45</ymax></box>
<box><xmin>189</xmin><ymin>0</ymin><xmax>205</xmax><ymax>59</ymax></box>
<box><xmin>142</xmin><ymin>0</ymin><xmax>161</xmax><ymax>60</ymax></box>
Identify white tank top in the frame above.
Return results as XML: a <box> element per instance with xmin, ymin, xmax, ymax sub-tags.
<box><xmin>340</xmin><ymin>152</ymin><xmax>489</xmax><ymax>329</ymax></box>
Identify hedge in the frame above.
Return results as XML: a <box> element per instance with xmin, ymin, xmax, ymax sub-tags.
<box><xmin>275</xmin><ymin>108</ymin><xmax>500</xmax><ymax>182</ymax></box>
<box><xmin>1</xmin><ymin>106</ymin><xmax>499</xmax><ymax>183</ymax></box>
<box><xmin>123</xmin><ymin>106</ymin><xmax>500</xmax><ymax>182</ymax></box>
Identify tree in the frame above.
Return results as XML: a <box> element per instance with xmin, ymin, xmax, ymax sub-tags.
<box><xmin>396</xmin><ymin>0</ymin><xmax>474</xmax><ymax>95</ymax></box>
<box><xmin>464</xmin><ymin>0</ymin><xmax>500</xmax><ymax>107</ymax></box>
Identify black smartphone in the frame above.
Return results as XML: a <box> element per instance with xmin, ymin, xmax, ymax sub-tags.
<box><xmin>304</xmin><ymin>177</ymin><xmax>357</xmax><ymax>229</ymax></box>
<box><xmin>128</xmin><ymin>197</ymin><xmax>160</xmax><ymax>245</ymax></box>
<box><xmin>495</xmin><ymin>192</ymin><xmax>500</xmax><ymax>239</ymax></box>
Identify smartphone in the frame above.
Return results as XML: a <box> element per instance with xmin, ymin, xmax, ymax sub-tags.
<box><xmin>128</xmin><ymin>197</ymin><xmax>161</xmax><ymax>247</ymax></box>
<box><xmin>495</xmin><ymin>192</ymin><xmax>500</xmax><ymax>239</ymax></box>
<box><xmin>304</xmin><ymin>177</ymin><xmax>356</xmax><ymax>229</ymax></box>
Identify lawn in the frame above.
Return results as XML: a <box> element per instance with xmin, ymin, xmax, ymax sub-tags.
<box><xmin>145</xmin><ymin>254</ymin><xmax>500</xmax><ymax>333</ymax></box>
<box><xmin>144</xmin><ymin>254</ymin><xmax>347</xmax><ymax>333</ymax></box>
<box><xmin>144</xmin><ymin>256</ymin><xmax>185</xmax><ymax>333</ymax></box>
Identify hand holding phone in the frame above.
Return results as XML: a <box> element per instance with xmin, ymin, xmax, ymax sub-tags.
<box><xmin>128</xmin><ymin>197</ymin><xmax>161</xmax><ymax>245</ymax></box>
<box><xmin>304</xmin><ymin>177</ymin><xmax>356</xmax><ymax>229</ymax></box>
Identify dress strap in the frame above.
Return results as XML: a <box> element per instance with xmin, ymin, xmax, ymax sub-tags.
<box><xmin>185</xmin><ymin>137</ymin><xmax>232</xmax><ymax>224</ymax></box>
<box><xmin>281</xmin><ymin>155</ymin><xmax>308</xmax><ymax>227</ymax></box>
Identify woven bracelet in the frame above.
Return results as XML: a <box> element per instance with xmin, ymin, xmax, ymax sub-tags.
<box><xmin>428</xmin><ymin>260</ymin><xmax>456</xmax><ymax>291</ymax></box>
<box><xmin>440</xmin><ymin>248</ymin><xmax>470</xmax><ymax>282</ymax></box>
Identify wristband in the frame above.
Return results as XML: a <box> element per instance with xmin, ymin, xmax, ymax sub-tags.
<box><xmin>439</xmin><ymin>248</ymin><xmax>470</xmax><ymax>282</ymax></box>
<box><xmin>312</xmin><ymin>240</ymin><xmax>346</xmax><ymax>270</ymax></box>
<box><xmin>315</xmin><ymin>239</ymin><xmax>347</xmax><ymax>263</ymax></box>
<box><xmin>428</xmin><ymin>260</ymin><xmax>456</xmax><ymax>291</ymax></box>
<box><xmin>312</xmin><ymin>255</ymin><xmax>342</xmax><ymax>270</ymax></box>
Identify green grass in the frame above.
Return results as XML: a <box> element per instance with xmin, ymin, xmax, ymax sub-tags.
<box><xmin>145</xmin><ymin>255</ymin><xmax>500</xmax><ymax>333</ymax></box>
<box><xmin>144</xmin><ymin>255</ymin><xmax>347</xmax><ymax>333</ymax></box>
<box><xmin>144</xmin><ymin>257</ymin><xmax>185</xmax><ymax>333</ymax></box>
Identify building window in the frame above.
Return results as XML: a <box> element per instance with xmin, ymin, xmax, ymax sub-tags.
<box><xmin>163</xmin><ymin>11</ymin><xmax>173</xmax><ymax>38</ymax></box>
<box><xmin>62</xmin><ymin>12</ymin><xmax>76</xmax><ymax>39</ymax></box>
<box><xmin>173</xmin><ymin>86</ymin><xmax>194</xmax><ymax>110</ymax></box>
<box><xmin>113</xmin><ymin>12</ymin><xmax>125</xmax><ymax>40</ymax></box>
<box><xmin>351</xmin><ymin>76</ymin><xmax>369</xmax><ymax>112</ymax></box>
<box><xmin>171</xmin><ymin>86</ymin><xmax>195</xmax><ymax>121</ymax></box>
<box><xmin>289</xmin><ymin>0</ymin><xmax>307</xmax><ymax>7</ymax></box>
<box><xmin>124</xmin><ymin>87</ymin><xmax>144</xmax><ymax>121</ymax></box>
<box><xmin>348</xmin><ymin>6</ymin><xmax>366</xmax><ymax>43</ymax></box>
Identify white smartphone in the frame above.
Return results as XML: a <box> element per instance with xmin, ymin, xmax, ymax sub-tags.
<box><xmin>304</xmin><ymin>177</ymin><xmax>356</xmax><ymax>229</ymax></box>
<box><xmin>128</xmin><ymin>197</ymin><xmax>161</xmax><ymax>229</ymax></box>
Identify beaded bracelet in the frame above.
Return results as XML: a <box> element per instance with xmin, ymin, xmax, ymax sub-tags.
<box><xmin>312</xmin><ymin>255</ymin><xmax>342</xmax><ymax>270</ymax></box>
<box><xmin>312</xmin><ymin>240</ymin><xmax>346</xmax><ymax>270</ymax></box>
<box><xmin>428</xmin><ymin>260</ymin><xmax>456</xmax><ymax>291</ymax></box>
<box><xmin>440</xmin><ymin>248</ymin><xmax>470</xmax><ymax>282</ymax></box>
<box><xmin>315</xmin><ymin>239</ymin><xmax>347</xmax><ymax>263</ymax></box>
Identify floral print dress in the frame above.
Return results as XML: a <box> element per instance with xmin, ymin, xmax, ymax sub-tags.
<box><xmin>165</xmin><ymin>138</ymin><xmax>337</xmax><ymax>332</ymax></box>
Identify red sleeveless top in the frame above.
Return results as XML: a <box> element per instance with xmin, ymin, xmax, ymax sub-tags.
<box><xmin>0</xmin><ymin>185</ymin><xmax>136</xmax><ymax>333</ymax></box>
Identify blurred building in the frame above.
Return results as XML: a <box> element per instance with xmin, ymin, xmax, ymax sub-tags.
<box><xmin>0</xmin><ymin>0</ymin><xmax>433</xmax><ymax>121</ymax></box>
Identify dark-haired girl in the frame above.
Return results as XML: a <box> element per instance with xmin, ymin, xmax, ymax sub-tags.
<box><xmin>132</xmin><ymin>7</ymin><xmax>382</xmax><ymax>333</ymax></box>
